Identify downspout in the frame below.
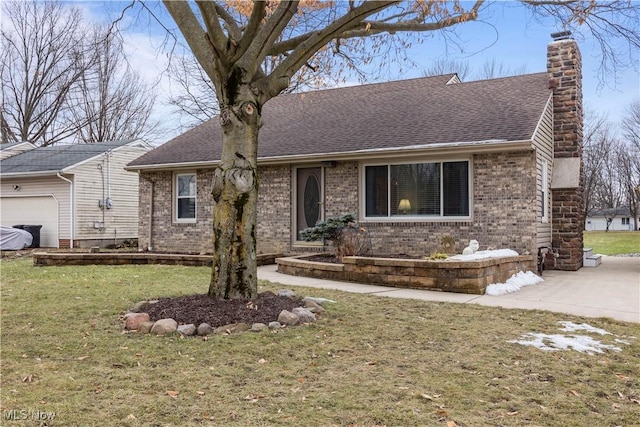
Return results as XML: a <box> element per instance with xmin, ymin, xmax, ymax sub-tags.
<box><xmin>143</xmin><ymin>173</ymin><xmax>154</xmax><ymax>252</ymax></box>
<box><xmin>57</xmin><ymin>173</ymin><xmax>74</xmax><ymax>249</ymax></box>
<box><xmin>147</xmin><ymin>180</ymin><xmax>155</xmax><ymax>252</ymax></box>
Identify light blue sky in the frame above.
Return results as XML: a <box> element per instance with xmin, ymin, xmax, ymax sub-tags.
<box><xmin>79</xmin><ymin>1</ymin><xmax>638</xmax><ymax>143</ymax></box>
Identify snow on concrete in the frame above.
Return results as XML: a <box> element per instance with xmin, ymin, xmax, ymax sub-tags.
<box><xmin>485</xmin><ymin>271</ymin><xmax>543</xmax><ymax>296</ymax></box>
<box><xmin>509</xmin><ymin>322</ymin><xmax>632</xmax><ymax>355</ymax></box>
<box><xmin>447</xmin><ymin>248</ymin><xmax>519</xmax><ymax>261</ymax></box>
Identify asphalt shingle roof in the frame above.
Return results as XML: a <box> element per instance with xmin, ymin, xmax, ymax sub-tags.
<box><xmin>0</xmin><ymin>141</ymin><xmax>132</xmax><ymax>174</ymax></box>
<box><xmin>129</xmin><ymin>72</ymin><xmax>551</xmax><ymax>168</ymax></box>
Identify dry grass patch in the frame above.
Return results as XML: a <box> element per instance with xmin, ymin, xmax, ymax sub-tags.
<box><xmin>1</xmin><ymin>258</ymin><xmax>638</xmax><ymax>426</ymax></box>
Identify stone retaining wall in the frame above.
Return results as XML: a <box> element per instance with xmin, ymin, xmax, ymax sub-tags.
<box><xmin>33</xmin><ymin>252</ymin><xmax>281</xmax><ymax>267</ymax></box>
<box><xmin>276</xmin><ymin>255</ymin><xmax>535</xmax><ymax>294</ymax></box>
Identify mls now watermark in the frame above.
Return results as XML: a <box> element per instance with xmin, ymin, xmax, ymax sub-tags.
<box><xmin>3</xmin><ymin>409</ymin><xmax>56</xmax><ymax>421</ymax></box>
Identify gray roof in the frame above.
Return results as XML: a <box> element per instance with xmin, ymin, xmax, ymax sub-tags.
<box><xmin>589</xmin><ymin>207</ymin><xmax>639</xmax><ymax>217</ymax></box>
<box><xmin>129</xmin><ymin>72</ymin><xmax>550</xmax><ymax>168</ymax></box>
<box><xmin>0</xmin><ymin>141</ymin><xmax>133</xmax><ymax>175</ymax></box>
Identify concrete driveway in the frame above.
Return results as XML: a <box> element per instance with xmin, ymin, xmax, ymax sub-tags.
<box><xmin>258</xmin><ymin>255</ymin><xmax>640</xmax><ymax>323</ymax></box>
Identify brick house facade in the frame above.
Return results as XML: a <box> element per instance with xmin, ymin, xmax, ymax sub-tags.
<box><xmin>136</xmin><ymin>151</ymin><xmax>539</xmax><ymax>258</ymax></box>
<box><xmin>129</xmin><ymin>35</ymin><xmax>584</xmax><ymax>270</ymax></box>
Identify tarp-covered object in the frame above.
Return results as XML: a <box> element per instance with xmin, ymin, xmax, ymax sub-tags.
<box><xmin>0</xmin><ymin>226</ymin><xmax>33</xmax><ymax>250</ymax></box>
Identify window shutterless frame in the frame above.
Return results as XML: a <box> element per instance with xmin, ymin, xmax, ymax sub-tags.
<box><xmin>174</xmin><ymin>172</ymin><xmax>197</xmax><ymax>223</ymax></box>
<box><xmin>360</xmin><ymin>158</ymin><xmax>472</xmax><ymax>221</ymax></box>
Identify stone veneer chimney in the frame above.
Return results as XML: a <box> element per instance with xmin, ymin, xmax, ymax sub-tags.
<box><xmin>547</xmin><ymin>31</ymin><xmax>584</xmax><ymax>270</ymax></box>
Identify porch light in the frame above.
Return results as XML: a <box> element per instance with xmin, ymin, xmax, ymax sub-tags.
<box><xmin>398</xmin><ymin>199</ymin><xmax>411</xmax><ymax>214</ymax></box>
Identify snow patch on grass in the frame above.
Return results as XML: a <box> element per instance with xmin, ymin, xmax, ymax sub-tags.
<box><xmin>509</xmin><ymin>333</ymin><xmax>622</xmax><ymax>354</ymax></box>
<box><xmin>509</xmin><ymin>321</ymin><xmax>633</xmax><ymax>355</ymax></box>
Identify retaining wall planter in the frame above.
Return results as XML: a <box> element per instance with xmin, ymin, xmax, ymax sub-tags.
<box><xmin>276</xmin><ymin>254</ymin><xmax>535</xmax><ymax>294</ymax></box>
<box><xmin>33</xmin><ymin>252</ymin><xmax>281</xmax><ymax>267</ymax></box>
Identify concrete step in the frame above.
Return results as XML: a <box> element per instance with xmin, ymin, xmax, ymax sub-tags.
<box><xmin>584</xmin><ymin>254</ymin><xmax>603</xmax><ymax>267</ymax></box>
<box><xmin>583</xmin><ymin>247</ymin><xmax>594</xmax><ymax>258</ymax></box>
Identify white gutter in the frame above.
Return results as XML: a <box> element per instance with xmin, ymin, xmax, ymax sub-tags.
<box><xmin>0</xmin><ymin>170</ymin><xmax>67</xmax><ymax>178</ymax></box>
<box><xmin>56</xmin><ymin>173</ymin><xmax>74</xmax><ymax>249</ymax></box>
<box><xmin>125</xmin><ymin>138</ymin><xmax>534</xmax><ymax>171</ymax></box>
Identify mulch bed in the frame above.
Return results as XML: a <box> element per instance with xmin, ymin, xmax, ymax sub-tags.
<box><xmin>144</xmin><ymin>291</ymin><xmax>304</xmax><ymax>328</ymax></box>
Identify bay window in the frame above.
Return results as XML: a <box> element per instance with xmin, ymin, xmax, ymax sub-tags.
<box><xmin>364</xmin><ymin>160</ymin><xmax>469</xmax><ymax>219</ymax></box>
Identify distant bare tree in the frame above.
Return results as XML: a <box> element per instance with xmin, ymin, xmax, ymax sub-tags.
<box><xmin>476</xmin><ymin>58</ymin><xmax>529</xmax><ymax>80</ymax></box>
<box><xmin>582</xmin><ymin>107</ymin><xmax>613</xmax><ymax>220</ymax></box>
<box><xmin>1</xmin><ymin>0</ymin><xmax>159</xmax><ymax>146</ymax></box>
<box><xmin>423</xmin><ymin>57</ymin><xmax>527</xmax><ymax>81</ymax></box>
<box><xmin>0</xmin><ymin>0</ymin><xmax>95</xmax><ymax>146</ymax></box>
<box><xmin>620</xmin><ymin>99</ymin><xmax>640</xmax><ymax>230</ymax></box>
<box><xmin>422</xmin><ymin>57</ymin><xmax>472</xmax><ymax>80</ymax></box>
<box><xmin>73</xmin><ymin>27</ymin><xmax>158</xmax><ymax>143</ymax></box>
<box><xmin>167</xmin><ymin>53</ymin><xmax>220</xmax><ymax>127</ymax></box>
<box><xmin>593</xmin><ymin>139</ymin><xmax>626</xmax><ymax>231</ymax></box>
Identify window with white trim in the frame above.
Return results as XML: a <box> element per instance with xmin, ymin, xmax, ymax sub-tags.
<box><xmin>621</xmin><ymin>217</ymin><xmax>630</xmax><ymax>225</ymax></box>
<box><xmin>175</xmin><ymin>173</ymin><xmax>196</xmax><ymax>221</ymax></box>
<box><xmin>363</xmin><ymin>160</ymin><xmax>470</xmax><ymax>219</ymax></box>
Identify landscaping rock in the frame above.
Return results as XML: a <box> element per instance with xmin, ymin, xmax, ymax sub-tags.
<box><xmin>197</xmin><ymin>323</ymin><xmax>213</xmax><ymax>336</ymax></box>
<box><xmin>292</xmin><ymin>307</ymin><xmax>316</xmax><ymax>323</ymax></box>
<box><xmin>125</xmin><ymin>312</ymin><xmax>150</xmax><ymax>330</ymax></box>
<box><xmin>128</xmin><ymin>301</ymin><xmax>149</xmax><ymax>313</ymax></box>
<box><xmin>250</xmin><ymin>323</ymin><xmax>268</xmax><ymax>332</ymax></box>
<box><xmin>277</xmin><ymin>289</ymin><xmax>297</xmax><ymax>298</ymax></box>
<box><xmin>214</xmin><ymin>323</ymin><xmax>250</xmax><ymax>335</ymax></box>
<box><xmin>278</xmin><ymin>310</ymin><xmax>300</xmax><ymax>326</ymax></box>
<box><xmin>304</xmin><ymin>299</ymin><xmax>326</xmax><ymax>314</ymax></box>
<box><xmin>139</xmin><ymin>321</ymin><xmax>155</xmax><ymax>334</ymax></box>
<box><xmin>150</xmin><ymin>318</ymin><xmax>178</xmax><ymax>335</ymax></box>
<box><xmin>268</xmin><ymin>321</ymin><xmax>282</xmax><ymax>330</ymax></box>
<box><xmin>302</xmin><ymin>296</ymin><xmax>336</xmax><ymax>306</ymax></box>
<box><xmin>177</xmin><ymin>324</ymin><xmax>197</xmax><ymax>336</ymax></box>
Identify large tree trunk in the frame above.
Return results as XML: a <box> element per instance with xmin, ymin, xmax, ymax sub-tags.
<box><xmin>209</xmin><ymin>96</ymin><xmax>261</xmax><ymax>299</ymax></box>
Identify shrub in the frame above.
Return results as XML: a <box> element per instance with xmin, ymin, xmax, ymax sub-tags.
<box><xmin>300</xmin><ymin>213</ymin><xmax>370</xmax><ymax>259</ymax></box>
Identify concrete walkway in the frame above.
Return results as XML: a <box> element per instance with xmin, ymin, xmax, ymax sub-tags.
<box><xmin>258</xmin><ymin>256</ymin><xmax>640</xmax><ymax>323</ymax></box>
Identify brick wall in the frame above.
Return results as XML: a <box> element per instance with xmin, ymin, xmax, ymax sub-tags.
<box><xmin>359</xmin><ymin>152</ymin><xmax>537</xmax><ymax>257</ymax></box>
<box><xmin>139</xmin><ymin>151</ymin><xmax>538</xmax><ymax>257</ymax></box>
<box><xmin>256</xmin><ymin>165</ymin><xmax>292</xmax><ymax>254</ymax></box>
<box><xmin>547</xmin><ymin>34</ymin><xmax>584</xmax><ymax>270</ymax></box>
<box><xmin>138</xmin><ymin>170</ymin><xmax>214</xmax><ymax>254</ymax></box>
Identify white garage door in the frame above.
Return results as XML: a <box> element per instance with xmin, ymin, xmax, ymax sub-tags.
<box><xmin>0</xmin><ymin>196</ymin><xmax>59</xmax><ymax>247</ymax></box>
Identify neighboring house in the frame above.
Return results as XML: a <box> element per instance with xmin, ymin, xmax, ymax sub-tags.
<box><xmin>0</xmin><ymin>141</ymin><xmax>37</xmax><ymax>160</ymax></box>
<box><xmin>127</xmin><ymin>33</ymin><xmax>585</xmax><ymax>270</ymax></box>
<box><xmin>586</xmin><ymin>207</ymin><xmax>640</xmax><ymax>231</ymax></box>
<box><xmin>0</xmin><ymin>140</ymin><xmax>152</xmax><ymax>248</ymax></box>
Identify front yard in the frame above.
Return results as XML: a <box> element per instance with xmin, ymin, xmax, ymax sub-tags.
<box><xmin>1</xmin><ymin>258</ymin><xmax>638</xmax><ymax>426</ymax></box>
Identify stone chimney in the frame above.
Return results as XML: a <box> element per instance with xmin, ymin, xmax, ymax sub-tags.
<box><xmin>547</xmin><ymin>31</ymin><xmax>584</xmax><ymax>270</ymax></box>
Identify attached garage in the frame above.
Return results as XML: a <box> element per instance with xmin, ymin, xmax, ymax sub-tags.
<box><xmin>1</xmin><ymin>140</ymin><xmax>151</xmax><ymax>249</ymax></box>
<box><xmin>0</xmin><ymin>196</ymin><xmax>59</xmax><ymax>248</ymax></box>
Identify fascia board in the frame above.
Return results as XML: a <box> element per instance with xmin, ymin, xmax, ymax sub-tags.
<box><xmin>126</xmin><ymin>139</ymin><xmax>533</xmax><ymax>171</ymax></box>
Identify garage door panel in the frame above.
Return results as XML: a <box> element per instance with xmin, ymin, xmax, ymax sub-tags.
<box><xmin>0</xmin><ymin>197</ymin><xmax>59</xmax><ymax>247</ymax></box>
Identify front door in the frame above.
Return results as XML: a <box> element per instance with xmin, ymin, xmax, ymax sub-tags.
<box><xmin>295</xmin><ymin>167</ymin><xmax>323</xmax><ymax>242</ymax></box>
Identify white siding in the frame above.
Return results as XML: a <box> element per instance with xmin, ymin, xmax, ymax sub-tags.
<box><xmin>0</xmin><ymin>176</ymin><xmax>72</xmax><ymax>246</ymax></box>
<box><xmin>531</xmin><ymin>95</ymin><xmax>554</xmax><ymax>249</ymax></box>
<box><xmin>70</xmin><ymin>146</ymin><xmax>147</xmax><ymax>244</ymax></box>
<box><xmin>0</xmin><ymin>142</ymin><xmax>36</xmax><ymax>160</ymax></box>
<box><xmin>586</xmin><ymin>216</ymin><xmax>640</xmax><ymax>231</ymax></box>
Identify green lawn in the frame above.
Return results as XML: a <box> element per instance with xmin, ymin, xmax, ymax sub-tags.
<box><xmin>583</xmin><ymin>231</ymin><xmax>640</xmax><ymax>255</ymax></box>
<box><xmin>1</xmin><ymin>258</ymin><xmax>639</xmax><ymax>426</ymax></box>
